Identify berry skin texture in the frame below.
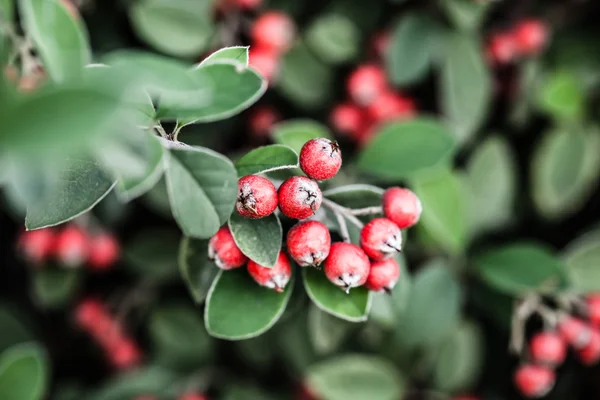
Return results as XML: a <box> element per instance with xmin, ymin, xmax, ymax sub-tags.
<box><xmin>324</xmin><ymin>243</ymin><xmax>370</xmax><ymax>293</ymax></box>
<box><xmin>514</xmin><ymin>364</ymin><xmax>555</xmax><ymax>398</ymax></box>
<box><xmin>330</xmin><ymin>102</ymin><xmax>364</xmax><ymax>137</ymax></box>
<box><xmin>249</xmin><ymin>46</ymin><xmax>280</xmax><ymax>83</ymax></box>
<box><xmin>513</xmin><ymin>20</ymin><xmax>548</xmax><ymax>55</ymax></box>
<box><xmin>55</xmin><ymin>225</ymin><xmax>90</xmax><ymax>268</ymax></box>
<box><xmin>18</xmin><ymin>228</ymin><xmax>55</xmax><ymax>264</ymax></box>
<box><xmin>365</xmin><ymin>258</ymin><xmax>400</xmax><ymax>293</ymax></box>
<box><xmin>382</xmin><ymin>187</ymin><xmax>422</xmax><ymax>229</ymax></box>
<box><xmin>586</xmin><ymin>294</ymin><xmax>600</xmax><ymax>327</ymax></box>
<box><xmin>360</xmin><ymin>218</ymin><xmax>402</xmax><ymax>260</ymax></box>
<box><xmin>558</xmin><ymin>316</ymin><xmax>592</xmax><ymax>349</ymax></box>
<box><xmin>299</xmin><ymin>138</ymin><xmax>342</xmax><ymax>180</ymax></box>
<box><xmin>251</xmin><ymin>12</ymin><xmax>296</xmax><ymax>54</ymax></box>
<box><xmin>347</xmin><ymin>64</ymin><xmax>387</xmax><ymax>106</ymax></box>
<box><xmin>278</xmin><ymin>176</ymin><xmax>322</xmax><ymax>220</ymax></box>
<box><xmin>286</xmin><ymin>221</ymin><xmax>331</xmax><ymax>267</ymax></box>
<box><xmin>208</xmin><ymin>226</ymin><xmax>248</xmax><ymax>270</ymax></box>
<box><xmin>88</xmin><ymin>233</ymin><xmax>120</xmax><ymax>270</ymax></box>
<box><xmin>487</xmin><ymin>33</ymin><xmax>517</xmax><ymax>65</ymax></box>
<box><xmin>247</xmin><ymin>252</ymin><xmax>292</xmax><ymax>292</ymax></box>
<box><xmin>236</xmin><ymin>175</ymin><xmax>278</xmax><ymax>219</ymax></box>
<box><xmin>577</xmin><ymin>328</ymin><xmax>600</xmax><ymax>365</ymax></box>
<box><xmin>529</xmin><ymin>331</ymin><xmax>567</xmax><ymax>367</ymax></box>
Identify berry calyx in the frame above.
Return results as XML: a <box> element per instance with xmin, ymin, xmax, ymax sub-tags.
<box><xmin>286</xmin><ymin>221</ymin><xmax>331</xmax><ymax>267</ymax></box>
<box><xmin>513</xmin><ymin>19</ymin><xmax>548</xmax><ymax>55</ymax></box>
<box><xmin>558</xmin><ymin>316</ymin><xmax>592</xmax><ymax>349</ymax></box>
<box><xmin>330</xmin><ymin>102</ymin><xmax>364</xmax><ymax>137</ymax></box>
<box><xmin>360</xmin><ymin>218</ymin><xmax>402</xmax><ymax>261</ymax></box>
<box><xmin>347</xmin><ymin>64</ymin><xmax>387</xmax><ymax>106</ymax></box>
<box><xmin>208</xmin><ymin>226</ymin><xmax>248</xmax><ymax>270</ymax></box>
<box><xmin>278</xmin><ymin>176</ymin><xmax>322</xmax><ymax>220</ymax></box>
<box><xmin>18</xmin><ymin>228</ymin><xmax>55</xmax><ymax>264</ymax></box>
<box><xmin>529</xmin><ymin>331</ymin><xmax>567</xmax><ymax>367</ymax></box>
<box><xmin>578</xmin><ymin>328</ymin><xmax>600</xmax><ymax>365</ymax></box>
<box><xmin>88</xmin><ymin>233</ymin><xmax>120</xmax><ymax>270</ymax></box>
<box><xmin>299</xmin><ymin>138</ymin><xmax>342</xmax><ymax>181</ymax></box>
<box><xmin>487</xmin><ymin>33</ymin><xmax>517</xmax><ymax>65</ymax></box>
<box><xmin>247</xmin><ymin>251</ymin><xmax>292</xmax><ymax>292</ymax></box>
<box><xmin>365</xmin><ymin>258</ymin><xmax>400</xmax><ymax>293</ymax></box>
<box><xmin>55</xmin><ymin>225</ymin><xmax>89</xmax><ymax>268</ymax></box>
<box><xmin>324</xmin><ymin>242</ymin><xmax>370</xmax><ymax>293</ymax></box>
<box><xmin>586</xmin><ymin>294</ymin><xmax>600</xmax><ymax>327</ymax></box>
<box><xmin>236</xmin><ymin>175</ymin><xmax>278</xmax><ymax>219</ymax></box>
<box><xmin>251</xmin><ymin>12</ymin><xmax>296</xmax><ymax>54</ymax></box>
<box><xmin>382</xmin><ymin>187</ymin><xmax>422</xmax><ymax>229</ymax></box>
<box><xmin>514</xmin><ymin>364</ymin><xmax>555</xmax><ymax>398</ymax></box>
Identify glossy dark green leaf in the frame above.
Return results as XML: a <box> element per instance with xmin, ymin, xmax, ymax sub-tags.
<box><xmin>228</xmin><ymin>212</ymin><xmax>282</xmax><ymax>268</ymax></box>
<box><xmin>440</xmin><ymin>0</ymin><xmax>489</xmax><ymax>31</ymax></box>
<box><xmin>536</xmin><ymin>70</ymin><xmax>584</xmax><ymax>121</ymax></box>
<box><xmin>302</xmin><ymin>267</ymin><xmax>371</xmax><ymax>322</ymax></box>
<box><xmin>32</xmin><ymin>269</ymin><xmax>80</xmax><ymax>309</ymax></box>
<box><xmin>477</xmin><ymin>242</ymin><xmax>569</xmax><ymax>295</ymax></box>
<box><xmin>124</xmin><ymin>228</ymin><xmax>180</xmax><ymax>278</ymax></box>
<box><xmin>165</xmin><ymin>145</ymin><xmax>237</xmax><ymax>239</ymax></box>
<box><xmin>272</xmin><ymin>119</ymin><xmax>333</xmax><ymax>153</ymax></box>
<box><xmin>306</xmin><ymin>354</ymin><xmax>405</xmax><ymax>400</ymax></box>
<box><xmin>0</xmin><ymin>343</ymin><xmax>49</xmax><ymax>400</ymax></box>
<box><xmin>205</xmin><ymin>268</ymin><xmax>294</xmax><ymax>340</ymax></box>
<box><xmin>305</xmin><ymin>13</ymin><xmax>360</xmax><ymax>65</ymax></box>
<box><xmin>235</xmin><ymin>144</ymin><xmax>298</xmax><ymax>176</ymax></box>
<box><xmin>200</xmin><ymin>46</ymin><xmax>249</xmax><ymax>66</ymax></box>
<box><xmin>562</xmin><ymin>229</ymin><xmax>600</xmax><ymax>293</ymax></box>
<box><xmin>178</xmin><ymin>236</ymin><xmax>219</xmax><ymax>303</ymax></box>
<box><xmin>358</xmin><ymin>118</ymin><xmax>456</xmax><ymax>180</ymax></box>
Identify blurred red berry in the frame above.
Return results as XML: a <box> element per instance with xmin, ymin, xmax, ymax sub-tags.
<box><xmin>487</xmin><ymin>33</ymin><xmax>517</xmax><ymax>65</ymax></box>
<box><xmin>453</xmin><ymin>397</ymin><xmax>480</xmax><ymax>400</ymax></box>
<box><xmin>513</xmin><ymin>19</ymin><xmax>548</xmax><ymax>55</ymax></box>
<box><xmin>110</xmin><ymin>338</ymin><xmax>141</xmax><ymax>369</ymax></box>
<box><xmin>179</xmin><ymin>395</ymin><xmax>209</xmax><ymax>400</ymax></box>
<box><xmin>371</xmin><ymin>31</ymin><xmax>391</xmax><ymax>59</ymax></box>
<box><xmin>366</xmin><ymin>91</ymin><xmax>416</xmax><ymax>123</ymax></box>
<box><xmin>251</xmin><ymin>12</ymin><xmax>295</xmax><ymax>54</ymax></box>
<box><xmin>529</xmin><ymin>331</ymin><xmax>567</xmax><ymax>367</ymax></box>
<box><xmin>347</xmin><ymin>64</ymin><xmax>387</xmax><ymax>106</ymax></box>
<box><xmin>55</xmin><ymin>225</ymin><xmax>89</xmax><ymax>268</ymax></box>
<box><xmin>248</xmin><ymin>106</ymin><xmax>280</xmax><ymax>138</ymax></box>
<box><xmin>558</xmin><ymin>316</ymin><xmax>592</xmax><ymax>349</ymax></box>
<box><xmin>514</xmin><ymin>364</ymin><xmax>555</xmax><ymax>398</ymax></box>
<box><xmin>249</xmin><ymin>46</ymin><xmax>280</xmax><ymax>83</ymax></box>
<box><xmin>234</xmin><ymin>0</ymin><xmax>261</xmax><ymax>10</ymax></box>
<box><xmin>330</xmin><ymin>102</ymin><xmax>364</xmax><ymax>137</ymax></box>
<box><xmin>18</xmin><ymin>228</ymin><xmax>55</xmax><ymax>264</ymax></box>
<box><xmin>578</xmin><ymin>328</ymin><xmax>600</xmax><ymax>365</ymax></box>
<box><xmin>74</xmin><ymin>298</ymin><xmax>105</xmax><ymax>330</ymax></box>
<box><xmin>88</xmin><ymin>233</ymin><xmax>119</xmax><ymax>270</ymax></box>
<box><xmin>586</xmin><ymin>294</ymin><xmax>600</xmax><ymax>327</ymax></box>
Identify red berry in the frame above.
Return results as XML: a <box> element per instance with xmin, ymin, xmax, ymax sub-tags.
<box><xmin>330</xmin><ymin>102</ymin><xmax>364</xmax><ymax>137</ymax></box>
<box><xmin>382</xmin><ymin>187</ymin><xmax>422</xmax><ymax>229</ymax></box>
<box><xmin>247</xmin><ymin>251</ymin><xmax>292</xmax><ymax>292</ymax></box>
<box><xmin>365</xmin><ymin>258</ymin><xmax>400</xmax><ymax>293</ymax></box>
<box><xmin>578</xmin><ymin>328</ymin><xmax>600</xmax><ymax>365</ymax></box>
<box><xmin>278</xmin><ymin>176</ymin><xmax>322</xmax><ymax>220</ymax></box>
<box><xmin>234</xmin><ymin>0</ymin><xmax>261</xmax><ymax>10</ymax></box>
<box><xmin>249</xmin><ymin>46</ymin><xmax>280</xmax><ymax>83</ymax></box>
<box><xmin>249</xmin><ymin>106</ymin><xmax>280</xmax><ymax>138</ymax></box>
<box><xmin>324</xmin><ymin>242</ymin><xmax>370</xmax><ymax>292</ymax></box>
<box><xmin>55</xmin><ymin>225</ymin><xmax>89</xmax><ymax>268</ymax></box>
<box><xmin>286</xmin><ymin>221</ymin><xmax>331</xmax><ymax>267</ymax></box>
<box><xmin>360</xmin><ymin>218</ymin><xmax>402</xmax><ymax>260</ymax></box>
<box><xmin>88</xmin><ymin>233</ymin><xmax>119</xmax><ymax>270</ymax></box>
<box><xmin>18</xmin><ymin>228</ymin><xmax>55</xmax><ymax>264</ymax></box>
<box><xmin>251</xmin><ymin>12</ymin><xmax>295</xmax><ymax>54</ymax></box>
<box><xmin>487</xmin><ymin>33</ymin><xmax>517</xmax><ymax>65</ymax></box>
<box><xmin>366</xmin><ymin>91</ymin><xmax>416</xmax><ymax>123</ymax></box>
<box><xmin>558</xmin><ymin>316</ymin><xmax>592</xmax><ymax>349</ymax></box>
<box><xmin>208</xmin><ymin>226</ymin><xmax>248</xmax><ymax>270</ymax></box>
<box><xmin>513</xmin><ymin>19</ymin><xmax>548</xmax><ymax>55</ymax></box>
<box><xmin>347</xmin><ymin>64</ymin><xmax>387</xmax><ymax>106</ymax></box>
<box><xmin>529</xmin><ymin>331</ymin><xmax>567</xmax><ymax>367</ymax></box>
<box><xmin>514</xmin><ymin>364</ymin><xmax>555</xmax><ymax>398</ymax></box>
<box><xmin>74</xmin><ymin>298</ymin><xmax>105</xmax><ymax>330</ymax></box>
<box><xmin>586</xmin><ymin>294</ymin><xmax>600</xmax><ymax>327</ymax></box>
<box><xmin>299</xmin><ymin>138</ymin><xmax>342</xmax><ymax>180</ymax></box>
<box><xmin>236</xmin><ymin>175</ymin><xmax>278</xmax><ymax>218</ymax></box>
<box><xmin>110</xmin><ymin>338</ymin><xmax>141</xmax><ymax>369</ymax></box>
<box><xmin>179</xmin><ymin>394</ymin><xmax>208</xmax><ymax>400</ymax></box>
<box><xmin>370</xmin><ymin>31</ymin><xmax>391</xmax><ymax>59</ymax></box>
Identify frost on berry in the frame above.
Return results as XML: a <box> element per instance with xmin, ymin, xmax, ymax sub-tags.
<box><xmin>278</xmin><ymin>176</ymin><xmax>322</xmax><ymax>220</ymax></box>
<box><xmin>208</xmin><ymin>226</ymin><xmax>248</xmax><ymax>270</ymax></box>
<box><xmin>529</xmin><ymin>331</ymin><xmax>567</xmax><ymax>367</ymax></box>
<box><xmin>360</xmin><ymin>218</ymin><xmax>402</xmax><ymax>260</ymax></box>
<box><xmin>299</xmin><ymin>138</ymin><xmax>342</xmax><ymax>181</ymax></box>
<box><xmin>247</xmin><ymin>251</ymin><xmax>292</xmax><ymax>292</ymax></box>
<box><xmin>382</xmin><ymin>187</ymin><xmax>422</xmax><ymax>229</ymax></box>
<box><xmin>324</xmin><ymin>242</ymin><xmax>370</xmax><ymax>293</ymax></box>
<box><xmin>365</xmin><ymin>258</ymin><xmax>400</xmax><ymax>293</ymax></box>
<box><xmin>236</xmin><ymin>175</ymin><xmax>278</xmax><ymax>218</ymax></box>
<box><xmin>514</xmin><ymin>364</ymin><xmax>555</xmax><ymax>398</ymax></box>
<box><xmin>286</xmin><ymin>220</ymin><xmax>331</xmax><ymax>267</ymax></box>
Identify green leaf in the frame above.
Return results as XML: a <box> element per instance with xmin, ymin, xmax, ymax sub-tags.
<box><xmin>397</xmin><ymin>260</ymin><xmax>461</xmax><ymax>348</ymax></box>
<box><xmin>412</xmin><ymin>168</ymin><xmax>469</xmax><ymax>254</ymax></box>
<box><xmin>532</xmin><ymin>129</ymin><xmax>600</xmax><ymax>220</ymax></box>
<box><xmin>178</xmin><ymin>237</ymin><xmax>219</xmax><ymax>303</ymax></box>
<box><xmin>32</xmin><ymin>269</ymin><xmax>80</xmax><ymax>309</ymax></box>
<box><xmin>536</xmin><ymin>70</ymin><xmax>584</xmax><ymax>121</ymax></box>
<box><xmin>433</xmin><ymin>320</ymin><xmax>484</xmax><ymax>392</ymax></box>
<box><xmin>476</xmin><ymin>242</ymin><xmax>569</xmax><ymax>295</ymax></box>
<box><xmin>278</xmin><ymin>41</ymin><xmax>333</xmax><ymax>109</ymax></box>
<box><xmin>19</xmin><ymin>0</ymin><xmax>91</xmax><ymax>82</ymax></box>
<box><xmin>308</xmin><ymin>305</ymin><xmax>351</xmax><ymax>354</ymax></box>
<box><xmin>205</xmin><ymin>268</ymin><xmax>294</xmax><ymax>340</ymax></box>
<box><xmin>129</xmin><ymin>0</ymin><xmax>213</xmax><ymax>58</ymax></box>
<box><xmin>88</xmin><ymin>366</ymin><xmax>177</xmax><ymax>400</ymax></box>
<box><xmin>1</xmin><ymin>0</ymin><xmax>14</xmax><ymax>22</ymax></box>
<box><xmin>369</xmin><ymin>255</ymin><xmax>411</xmax><ymax>327</ymax></box>
<box><xmin>0</xmin><ymin>307</ymin><xmax>34</xmax><ymax>353</ymax></box>
<box><xmin>440</xmin><ymin>33</ymin><xmax>492</xmax><ymax>144</ymax></box>
<box><xmin>200</xmin><ymin>46</ymin><xmax>249</xmax><ymax>66</ymax></box>
<box><xmin>562</xmin><ymin>229</ymin><xmax>600</xmax><ymax>293</ymax></box>
<box><xmin>305</xmin><ymin>13</ymin><xmax>360</xmax><ymax>65</ymax></box>
<box><xmin>465</xmin><ymin>136</ymin><xmax>517</xmax><ymax>233</ymax></box>
<box><xmin>124</xmin><ymin>228</ymin><xmax>180</xmax><ymax>278</ymax></box>
<box><xmin>323</xmin><ymin>184</ymin><xmax>383</xmax><ymax>209</ymax></box>
<box><xmin>165</xmin><ymin>145</ymin><xmax>237</xmax><ymax>239</ymax></box>
<box><xmin>386</xmin><ymin>13</ymin><xmax>438</xmax><ymax>86</ymax></box>
<box><xmin>440</xmin><ymin>0</ymin><xmax>490</xmax><ymax>31</ymax></box>
<box><xmin>272</xmin><ymin>119</ymin><xmax>333</xmax><ymax>153</ymax></box>
<box><xmin>358</xmin><ymin>118</ymin><xmax>456</xmax><ymax>180</ymax></box>
<box><xmin>0</xmin><ymin>343</ymin><xmax>49</xmax><ymax>400</ymax></box>
<box><xmin>228</xmin><ymin>212</ymin><xmax>282</xmax><ymax>268</ymax></box>
<box><xmin>235</xmin><ymin>144</ymin><xmax>298</xmax><ymax>176</ymax></box>
<box><xmin>305</xmin><ymin>354</ymin><xmax>405</xmax><ymax>400</ymax></box>
<box><xmin>302</xmin><ymin>267</ymin><xmax>371</xmax><ymax>322</ymax></box>
<box><xmin>25</xmin><ymin>156</ymin><xmax>115</xmax><ymax>230</ymax></box>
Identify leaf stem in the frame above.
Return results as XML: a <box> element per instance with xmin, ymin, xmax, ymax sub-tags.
<box><xmin>322</xmin><ymin>198</ymin><xmax>364</xmax><ymax>229</ymax></box>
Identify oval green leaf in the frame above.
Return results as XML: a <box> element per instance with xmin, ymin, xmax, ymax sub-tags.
<box><xmin>536</xmin><ymin>70</ymin><xmax>584</xmax><ymax>121</ymax></box>
<box><xmin>308</xmin><ymin>305</ymin><xmax>351</xmax><ymax>355</ymax></box>
<box><xmin>440</xmin><ymin>0</ymin><xmax>489</xmax><ymax>31</ymax></box>
<box><xmin>205</xmin><ymin>268</ymin><xmax>294</xmax><ymax>340</ymax></box>
<box><xmin>272</xmin><ymin>119</ymin><xmax>333</xmax><ymax>153</ymax></box>
<box><xmin>124</xmin><ymin>228</ymin><xmax>180</xmax><ymax>278</ymax></box>
<box><xmin>178</xmin><ymin>236</ymin><xmax>220</xmax><ymax>303</ymax></box>
<box><xmin>32</xmin><ymin>269</ymin><xmax>80</xmax><ymax>309</ymax></box>
<box><xmin>235</xmin><ymin>144</ymin><xmax>298</xmax><ymax>177</ymax></box>
<box><xmin>563</xmin><ymin>229</ymin><xmax>600</xmax><ymax>293</ymax></box>
<box><xmin>200</xmin><ymin>46</ymin><xmax>249</xmax><ymax>66</ymax></box>
<box><xmin>0</xmin><ymin>343</ymin><xmax>49</xmax><ymax>400</ymax></box>
<box><xmin>228</xmin><ymin>212</ymin><xmax>282</xmax><ymax>268</ymax></box>
<box><xmin>305</xmin><ymin>13</ymin><xmax>360</xmax><ymax>65</ymax></box>
<box><xmin>358</xmin><ymin>118</ymin><xmax>456</xmax><ymax>180</ymax></box>
<box><xmin>165</xmin><ymin>146</ymin><xmax>237</xmax><ymax>239</ymax></box>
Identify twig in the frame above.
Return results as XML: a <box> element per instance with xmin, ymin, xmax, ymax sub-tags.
<box><xmin>333</xmin><ymin>210</ymin><xmax>350</xmax><ymax>243</ymax></box>
<box><xmin>348</xmin><ymin>206</ymin><xmax>382</xmax><ymax>216</ymax></box>
<box><xmin>321</xmin><ymin>198</ymin><xmax>364</xmax><ymax>229</ymax></box>
<box><xmin>154</xmin><ymin>123</ymin><xmax>169</xmax><ymax>139</ymax></box>
<box><xmin>509</xmin><ymin>294</ymin><xmax>540</xmax><ymax>355</ymax></box>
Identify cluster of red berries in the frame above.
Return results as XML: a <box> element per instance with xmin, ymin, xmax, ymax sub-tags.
<box><xmin>487</xmin><ymin>19</ymin><xmax>548</xmax><ymax>66</ymax></box>
<box><xmin>17</xmin><ymin>224</ymin><xmax>120</xmax><ymax>270</ymax></box>
<box><xmin>134</xmin><ymin>393</ymin><xmax>207</xmax><ymax>400</ymax></box>
<box><xmin>74</xmin><ymin>298</ymin><xmax>141</xmax><ymax>370</ymax></box>
<box><xmin>210</xmin><ymin>138</ymin><xmax>422</xmax><ymax>293</ymax></box>
<box><xmin>514</xmin><ymin>294</ymin><xmax>600</xmax><ymax>398</ymax></box>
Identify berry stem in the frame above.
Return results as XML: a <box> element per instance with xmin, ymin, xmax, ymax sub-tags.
<box><xmin>510</xmin><ymin>294</ymin><xmax>540</xmax><ymax>355</ymax></box>
<box><xmin>333</xmin><ymin>210</ymin><xmax>350</xmax><ymax>243</ymax></box>
<box><xmin>534</xmin><ymin>303</ymin><xmax>558</xmax><ymax>330</ymax></box>
<box><xmin>322</xmin><ymin>198</ymin><xmax>365</xmax><ymax>229</ymax></box>
<box><xmin>348</xmin><ymin>206</ymin><xmax>382</xmax><ymax>216</ymax></box>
